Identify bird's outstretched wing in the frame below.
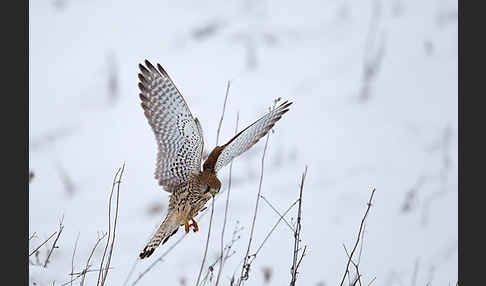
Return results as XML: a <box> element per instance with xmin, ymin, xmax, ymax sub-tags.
<box><xmin>203</xmin><ymin>100</ymin><xmax>292</xmax><ymax>173</ymax></box>
<box><xmin>138</xmin><ymin>60</ymin><xmax>204</xmax><ymax>190</ymax></box>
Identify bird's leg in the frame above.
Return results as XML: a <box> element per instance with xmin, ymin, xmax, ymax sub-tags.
<box><xmin>189</xmin><ymin>218</ymin><xmax>199</xmax><ymax>232</ymax></box>
<box><xmin>183</xmin><ymin>219</ymin><xmax>190</xmax><ymax>233</ymax></box>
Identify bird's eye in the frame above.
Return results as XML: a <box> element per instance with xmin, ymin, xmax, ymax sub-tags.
<box><xmin>205</xmin><ymin>186</ymin><xmax>210</xmax><ymax>193</ymax></box>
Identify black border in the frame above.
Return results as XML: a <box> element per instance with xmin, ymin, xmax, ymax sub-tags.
<box><xmin>1</xmin><ymin>0</ymin><xmax>28</xmax><ymax>283</ymax></box>
<box><xmin>458</xmin><ymin>0</ymin><xmax>462</xmax><ymax>283</ymax></box>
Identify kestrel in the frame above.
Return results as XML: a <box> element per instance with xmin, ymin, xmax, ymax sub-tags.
<box><xmin>137</xmin><ymin>60</ymin><xmax>292</xmax><ymax>259</ymax></box>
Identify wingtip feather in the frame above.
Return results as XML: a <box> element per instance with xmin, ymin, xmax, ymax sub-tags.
<box><xmin>157</xmin><ymin>63</ymin><xmax>169</xmax><ymax>77</ymax></box>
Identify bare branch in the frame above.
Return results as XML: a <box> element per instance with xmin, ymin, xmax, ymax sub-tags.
<box><xmin>196</xmin><ymin>81</ymin><xmax>232</xmax><ymax>286</ymax></box>
<box><xmin>80</xmin><ymin>232</ymin><xmax>107</xmax><ymax>286</ymax></box>
<box><xmin>122</xmin><ymin>258</ymin><xmax>139</xmax><ymax>286</ymax></box>
<box><xmin>200</xmin><ymin>224</ymin><xmax>242</xmax><ymax>286</ymax></box>
<box><xmin>99</xmin><ymin>162</ymin><xmax>125</xmax><ymax>286</ymax></box>
<box><xmin>96</xmin><ymin>166</ymin><xmax>121</xmax><ymax>285</ymax></box>
<box><xmin>215</xmin><ymin>112</ymin><xmax>239</xmax><ymax>286</ymax></box>
<box><xmin>60</xmin><ymin>268</ymin><xmax>113</xmax><ymax>286</ymax></box>
<box><xmin>290</xmin><ymin>166</ymin><xmax>308</xmax><ymax>286</ymax></box>
<box><xmin>343</xmin><ymin>245</ymin><xmax>362</xmax><ymax>286</ymax></box>
<box><xmin>357</xmin><ymin>223</ymin><xmax>366</xmax><ymax>265</ymax></box>
<box><xmin>30</xmin><ymin>231</ymin><xmax>57</xmax><ymax>257</ymax></box>
<box><xmin>228</xmin><ymin>199</ymin><xmax>299</xmax><ymax>284</ymax></box>
<box><xmin>71</xmin><ymin>268</ymin><xmax>113</xmax><ymax>276</ymax></box>
<box><xmin>260</xmin><ymin>195</ymin><xmax>295</xmax><ymax>233</ymax></box>
<box><xmin>216</xmin><ymin>81</ymin><xmax>231</xmax><ymax>146</ymax></box>
<box><xmin>254</xmin><ymin>199</ymin><xmax>299</xmax><ymax>257</ymax></box>
<box><xmin>339</xmin><ymin>187</ymin><xmax>376</xmax><ymax>286</ymax></box>
<box><xmin>44</xmin><ymin>215</ymin><xmax>65</xmax><ymax>267</ymax></box>
<box><xmin>195</xmin><ymin>197</ymin><xmax>216</xmax><ymax>285</ymax></box>
<box><xmin>70</xmin><ymin>233</ymin><xmax>80</xmax><ymax>286</ymax></box>
<box><xmin>237</xmin><ymin>131</ymin><xmax>271</xmax><ymax>285</ymax></box>
<box><xmin>295</xmin><ymin>246</ymin><xmax>307</xmax><ymax>275</ymax></box>
<box><xmin>122</xmin><ymin>229</ymin><xmax>161</xmax><ymax>286</ymax></box>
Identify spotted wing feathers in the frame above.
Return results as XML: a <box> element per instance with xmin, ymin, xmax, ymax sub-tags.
<box><xmin>204</xmin><ymin>101</ymin><xmax>292</xmax><ymax>173</ymax></box>
<box><xmin>138</xmin><ymin>60</ymin><xmax>204</xmax><ymax>190</ymax></box>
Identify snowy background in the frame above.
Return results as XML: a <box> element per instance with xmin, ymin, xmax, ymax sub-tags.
<box><xmin>29</xmin><ymin>0</ymin><xmax>458</xmax><ymax>285</ymax></box>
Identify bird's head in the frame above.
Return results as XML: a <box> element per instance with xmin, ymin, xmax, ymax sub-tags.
<box><xmin>199</xmin><ymin>171</ymin><xmax>221</xmax><ymax>196</ymax></box>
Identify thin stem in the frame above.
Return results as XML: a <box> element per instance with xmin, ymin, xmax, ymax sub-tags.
<box><xmin>100</xmin><ymin>162</ymin><xmax>124</xmax><ymax>285</ymax></box>
<box><xmin>44</xmin><ymin>215</ymin><xmax>65</xmax><ymax>268</ymax></box>
<box><xmin>29</xmin><ymin>231</ymin><xmax>57</xmax><ymax>257</ymax></box>
<box><xmin>215</xmin><ymin>112</ymin><xmax>239</xmax><ymax>286</ymax></box>
<box><xmin>254</xmin><ymin>199</ymin><xmax>299</xmax><ymax>257</ymax></box>
<box><xmin>290</xmin><ymin>166</ymin><xmax>307</xmax><ymax>285</ymax></box>
<box><xmin>237</xmin><ymin>132</ymin><xmax>270</xmax><ymax>285</ymax></box>
<box><xmin>195</xmin><ymin>198</ymin><xmax>216</xmax><ymax>285</ymax></box>
<box><xmin>338</xmin><ymin>187</ymin><xmax>376</xmax><ymax>286</ymax></box>
<box><xmin>80</xmin><ymin>232</ymin><xmax>107</xmax><ymax>286</ymax></box>
<box><xmin>216</xmin><ymin>81</ymin><xmax>231</xmax><ymax>146</ymax></box>
<box><xmin>70</xmin><ymin>233</ymin><xmax>80</xmax><ymax>286</ymax></box>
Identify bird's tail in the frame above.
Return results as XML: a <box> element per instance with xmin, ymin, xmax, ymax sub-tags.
<box><xmin>139</xmin><ymin>212</ymin><xmax>180</xmax><ymax>259</ymax></box>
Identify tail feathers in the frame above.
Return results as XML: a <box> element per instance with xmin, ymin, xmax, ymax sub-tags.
<box><xmin>139</xmin><ymin>214</ymin><xmax>180</xmax><ymax>259</ymax></box>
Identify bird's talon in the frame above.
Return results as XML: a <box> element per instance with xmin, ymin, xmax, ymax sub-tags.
<box><xmin>189</xmin><ymin>219</ymin><xmax>199</xmax><ymax>232</ymax></box>
<box><xmin>183</xmin><ymin>219</ymin><xmax>190</xmax><ymax>233</ymax></box>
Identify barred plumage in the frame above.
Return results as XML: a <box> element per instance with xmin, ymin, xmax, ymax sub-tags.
<box><xmin>138</xmin><ymin>60</ymin><xmax>203</xmax><ymax>190</ymax></box>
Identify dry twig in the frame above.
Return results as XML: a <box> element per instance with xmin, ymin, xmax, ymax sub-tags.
<box><xmin>237</xmin><ymin>131</ymin><xmax>270</xmax><ymax>285</ymax></box>
<box><xmin>290</xmin><ymin>166</ymin><xmax>308</xmax><ymax>286</ymax></box>
<box><xmin>260</xmin><ymin>195</ymin><xmax>295</xmax><ymax>232</ymax></box>
<box><xmin>60</xmin><ymin>267</ymin><xmax>112</xmax><ymax>286</ymax></box>
<box><xmin>44</xmin><ymin>215</ymin><xmax>65</xmax><ymax>267</ymax></box>
<box><xmin>254</xmin><ymin>199</ymin><xmax>299</xmax><ymax>257</ymax></box>
<box><xmin>343</xmin><ymin>245</ymin><xmax>362</xmax><ymax>286</ymax></box>
<box><xmin>70</xmin><ymin>233</ymin><xmax>80</xmax><ymax>286</ymax></box>
<box><xmin>80</xmin><ymin>232</ymin><xmax>107</xmax><ymax>286</ymax></box>
<box><xmin>196</xmin><ymin>81</ymin><xmax>231</xmax><ymax>286</ymax></box>
<box><xmin>338</xmin><ymin>187</ymin><xmax>376</xmax><ymax>286</ymax></box>
<box><xmin>97</xmin><ymin>163</ymin><xmax>125</xmax><ymax>286</ymax></box>
<box><xmin>216</xmin><ymin>81</ymin><xmax>231</xmax><ymax>146</ymax></box>
<box><xmin>196</xmin><ymin>197</ymin><xmax>216</xmax><ymax>285</ymax></box>
<box><xmin>230</xmin><ymin>196</ymin><xmax>300</xmax><ymax>283</ymax></box>
<box><xmin>200</xmin><ymin>223</ymin><xmax>243</xmax><ymax>286</ymax></box>
<box><xmin>29</xmin><ymin>231</ymin><xmax>57</xmax><ymax>257</ymax></box>
<box><xmin>215</xmin><ymin>112</ymin><xmax>239</xmax><ymax>286</ymax></box>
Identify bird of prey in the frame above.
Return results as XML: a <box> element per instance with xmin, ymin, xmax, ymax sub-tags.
<box><xmin>137</xmin><ymin>60</ymin><xmax>292</xmax><ymax>259</ymax></box>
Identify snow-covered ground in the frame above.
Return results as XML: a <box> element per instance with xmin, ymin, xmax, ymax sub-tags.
<box><xmin>29</xmin><ymin>0</ymin><xmax>457</xmax><ymax>285</ymax></box>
